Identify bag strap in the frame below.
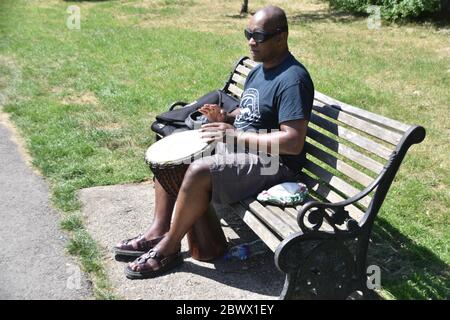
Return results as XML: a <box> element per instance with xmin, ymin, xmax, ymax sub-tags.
<box><xmin>217</xmin><ymin>89</ymin><xmax>223</xmax><ymax>109</ymax></box>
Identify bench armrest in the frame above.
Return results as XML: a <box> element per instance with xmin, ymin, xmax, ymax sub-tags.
<box><xmin>297</xmin><ymin>125</ymin><xmax>426</xmax><ymax>236</ymax></box>
<box><xmin>297</xmin><ymin>168</ymin><xmax>386</xmax><ymax>235</ymax></box>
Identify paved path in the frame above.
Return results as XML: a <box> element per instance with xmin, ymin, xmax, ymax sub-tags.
<box><xmin>0</xmin><ymin>119</ymin><xmax>92</xmax><ymax>300</ymax></box>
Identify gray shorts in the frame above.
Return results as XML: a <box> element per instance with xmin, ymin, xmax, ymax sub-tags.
<box><xmin>192</xmin><ymin>142</ymin><xmax>300</xmax><ymax>205</ymax></box>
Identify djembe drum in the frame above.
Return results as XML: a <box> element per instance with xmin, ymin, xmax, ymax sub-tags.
<box><xmin>145</xmin><ymin>130</ymin><xmax>227</xmax><ymax>261</ymax></box>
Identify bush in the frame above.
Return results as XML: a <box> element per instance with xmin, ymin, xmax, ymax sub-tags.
<box><xmin>328</xmin><ymin>0</ymin><xmax>442</xmax><ymax>20</ymax></box>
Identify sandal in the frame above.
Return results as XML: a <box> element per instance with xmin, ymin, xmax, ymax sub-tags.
<box><xmin>125</xmin><ymin>249</ymin><xmax>183</xmax><ymax>280</ymax></box>
<box><xmin>113</xmin><ymin>234</ymin><xmax>164</xmax><ymax>258</ymax></box>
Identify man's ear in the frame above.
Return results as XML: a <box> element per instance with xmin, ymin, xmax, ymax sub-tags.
<box><xmin>276</xmin><ymin>32</ymin><xmax>287</xmax><ymax>45</ymax></box>
<box><xmin>274</xmin><ymin>34</ymin><xmax>281</xmax><ymax>45</ymax></box>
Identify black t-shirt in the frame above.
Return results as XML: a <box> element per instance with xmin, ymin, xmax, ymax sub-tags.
<box><xmin>234</xmin><ymin>52</ymin><xmax>314</xmax><ymax>171</ymax></box>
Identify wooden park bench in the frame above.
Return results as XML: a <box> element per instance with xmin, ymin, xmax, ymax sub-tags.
<box><xmin>162</xmin><ymin>57</ymin><xmax>426</xmax><ymax>299</ymax></box>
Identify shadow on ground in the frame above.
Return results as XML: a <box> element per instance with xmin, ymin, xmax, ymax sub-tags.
<box><xmin>78</xmin><ymin>181</ymin><xmax>448</xmax><ymax>299</ymax></box>
<box><xmin>368</xmin><ymin>218</ymin><xmax>449</xmax><ymax>299</ymax></box>
<box><xmin>290</xmin><ymin>9</ymin><xmax>364</xmax><ymax>24</ymax></box>
<box><xmin>289</xmin><ymin>8</ymin><xmax>450</xmax><ymax>28</ymax></box>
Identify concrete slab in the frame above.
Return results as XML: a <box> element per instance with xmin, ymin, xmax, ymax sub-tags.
<box><xmin>78</xmin><ymin>181</ymin><xmax>285</xmax><ymax>300</ymax></box>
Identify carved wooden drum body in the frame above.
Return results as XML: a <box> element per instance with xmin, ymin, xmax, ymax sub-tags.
<box><xmin>145</xmin><ymin>130</ymin><xmax>227</xmax><ymax>261</ymax></box>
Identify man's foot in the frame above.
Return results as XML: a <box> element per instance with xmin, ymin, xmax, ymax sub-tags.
<box><xmin>113</xmin><ymin>234</ymin><xmax>164</xmax><ymax>258</ymax></box>
<box><xmin>124</xmin><ymin>249</ymin><xmax>183</xmax><ymax>279</ymax></box>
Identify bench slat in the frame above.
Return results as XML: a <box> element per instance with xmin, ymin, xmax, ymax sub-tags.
<box><xmin>236</xmin><ymin>64</ymin><xmax>251</xmax><ymax>76</ymax></box>
<box><xmin>312</xmin><ymin>104</ymin><xmax>403</xmax><ymax>145</ymax></box>
<box><xmin>264</xmin><ymin>204</ymin><xmax>300</xmax><ymax>232</ymax></box>
<box><xmin>283</xmin><ymin>206</ymin><xmax>298</xmax><ymax>220</ymax></box>
<box><xmin>284</xmin><ymin>188</ymin><xmax>364</xmax><ymax>220</ymax></box>
<box><xmin>282</xmin><ymin>197</ymin><xmax>355</xmax><ymax>232</ymax></box>
<box><xmin>243</xmin><ymin>59</ymin><xmax>259</xmax><ymax>68</ymax></box>
<box><xmin>267</xmin><ymin>203</ymin><xmax>335</xmax><ymax>233</ymax></box>
<box><xmin>228</xmin><ymin>83</ymin><xmax>243</xmax><ymax>98</ymax></box>
<box><xmin>242</xmin><ymin>198</ymin><xmax>295</xmax><ymax>239</ymax></box>
<box><xmin>284</xmin><ymin>193</ymin><xmax>329</xmax><ymax>219</ymax></box>
<box><xmin>314</xmin><ymin>91</ymin><xmax>411</xmax><ymax>133</ymax></box>
<box><xmin>310</xmin><ymin>111</ymin><xmax>393</xmax><ymax>160</ymax></box>
<box><xmin>229</xmin><ymin>203</ymin><xmax>281</xmax><ymax>252</ymax></box>
<box><xmin>231</xmin><ymin>73</ymin><xmax>246</xmax><ymax>86</ymax></box>
<box><xmin>300</xmin><ymin>173</ymin><xmax>366</xmax><ymax>222</ymax></box>
<box><xmin>303</xmin><ymin>159</ymin><xmax>372</xmax><ymax>208</ymax></box>
<box><xmin>307</xmin><ymin>128</ymin><xmax>384</xmax><ymax>174</ymax></box>
<box><xmin>283</xmin><ymin>194</ymin><xmax>321</xmax><ymax>220</ymax></box>
<box><xmin>304</xmin><ymin>142</ymin><xmax>374</xmax><ymax>188</ymax></box>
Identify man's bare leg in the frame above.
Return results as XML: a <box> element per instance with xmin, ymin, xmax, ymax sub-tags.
<box><xmin>142</xmin><ymin>178</ymin><xmax>175</xmax><ymax>240</ymax></box>
<box><xmin>115</xmin><ymin>178</ymin><xmax>175</xmax><ymax>253</ymax></box>
<box><xmin>129</xmin><ymin>162</ymin><xmax>212</xmax><ymax>271</ymax></box>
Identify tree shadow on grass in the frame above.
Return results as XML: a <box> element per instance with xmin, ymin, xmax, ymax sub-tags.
<box><xmin>289</xmin><ymin>9</ymin><xmax>365</xmax><ymax>25</ymax></box>
<box><xmin>224</xmin><ymin>9</ymin><xmax>362</xmax><ymax>24</ymax></box>
<box><xmin>225</xmin><ymin>14</ymin><xmax>249</xmax><ymax>19</ymax></box>
<box><xmin>369</xmin><ymin>217</ymin><xmax>449</xmax><ymax>299</ymax></box>
<box><xmin>414</xmin><ymin>13</ymin><xmax>450</xmax><ymax>28</ymax></box>
<box><xmin>290</xmin><ymin>8</ymin><xmax>450</xmax><ymax>29</ymax></box>
<box><xmin>63</xmin><ymin>0</ymin><xmax>111</xmax><ymax>2</ymax></box>
<box><xmin>225</xmin><ymin>11</ymin><xmax>258</xmax><ymax>19</ymax></box>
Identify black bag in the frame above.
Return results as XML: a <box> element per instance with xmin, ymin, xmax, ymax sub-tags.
<box><xmin>151</xmin><ymin>90</ymin><xmax>240</xmax><ymax>138</ymax></box>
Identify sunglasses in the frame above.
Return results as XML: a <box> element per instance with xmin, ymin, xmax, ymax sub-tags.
<box><xmin>244</xmin><ymin>26</ymin><xmax>288</xmax><ymax>43</ymax></box>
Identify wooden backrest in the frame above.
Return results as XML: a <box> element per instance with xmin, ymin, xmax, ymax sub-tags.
<box><xmin>223</xmin><ymin>57</ymin><xmax>414</xmax><ymax>221</ymax></box>
<box><xmin>223</xmin><ymin>58</ymin><xmax>258</xmax><ymax>99</ymax></box>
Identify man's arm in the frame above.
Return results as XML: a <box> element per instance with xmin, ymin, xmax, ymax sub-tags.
<box><xmin>224</xmin><ymin>107</ymin><xmax>241</xmax><ymax>125</ymax></box>
<box><xmin>200</xmin><ymin>119</ymin><xmax>308</xmax><ymax>155</ymax></box>
<box><xmin>235</xmin><ymin>119</ymin><xmax>308</xmax><ymax>155</ymax></box>
<box><xmin>199</xmin><ymin>104</ymin><xmax>241</xmax><ymax>124</ymax></box>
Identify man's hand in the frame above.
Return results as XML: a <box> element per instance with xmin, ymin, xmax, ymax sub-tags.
<box><xmin>198</xmin><ymin>104</ymin><xmax>227</xmax><ymax>123</ymax></box>
<box><xmin>199</xmin><ymin>122</ymin><xmax>236</xmax><ymax>144</ymax></box>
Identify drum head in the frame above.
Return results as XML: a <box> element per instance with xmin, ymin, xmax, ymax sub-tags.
<box><xmin>146</xmin><ymin>129</ymin><xmax>213</xmax><ymax>165</ymax></box>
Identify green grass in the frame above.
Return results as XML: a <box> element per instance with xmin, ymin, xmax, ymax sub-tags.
<box><xmin>0</xmin><ymin>0</ymin><xmax>448</xmax><ymax>299</ymax></box>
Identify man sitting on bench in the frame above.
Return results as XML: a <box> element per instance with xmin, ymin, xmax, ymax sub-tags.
<box><xmin>114</xmin><ymin>5</ymin><xmax>315</xmax><ymax>279</ymax></box>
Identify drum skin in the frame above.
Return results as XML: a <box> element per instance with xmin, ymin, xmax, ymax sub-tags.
<box><xmin>145</xmin><ymin>130</ymin><xmax>214</xmax><ymax>198</ymax></box>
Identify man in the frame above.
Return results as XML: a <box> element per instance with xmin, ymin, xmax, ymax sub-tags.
<box><xmin>114</xmin><ymin>5</ymin><xmax>314</xmax><ymax>279</ymax></box>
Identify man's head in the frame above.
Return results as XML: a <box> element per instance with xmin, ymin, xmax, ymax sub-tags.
<box><xmin>245</xmin><ymin>6</ymin><xmax>289</xmax><ymax>65</ymax></box>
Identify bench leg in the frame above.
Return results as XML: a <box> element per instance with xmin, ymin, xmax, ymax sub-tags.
<box><xmin>275</xmin><ymin>235</ymin><xmax>361</xmax><ymax>300</ymax></box>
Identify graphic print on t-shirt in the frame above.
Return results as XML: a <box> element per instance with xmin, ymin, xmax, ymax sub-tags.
<box><xmin>234</xmin><ymin>88</ymin><xmax>261</xmax><ymax>129</ymax></box>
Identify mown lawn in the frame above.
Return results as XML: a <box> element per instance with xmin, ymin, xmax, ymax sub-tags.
<box><xmin>0</xmin><ymin>0</ymin><xmax>448</xmax><ymax>299</ymax></box>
